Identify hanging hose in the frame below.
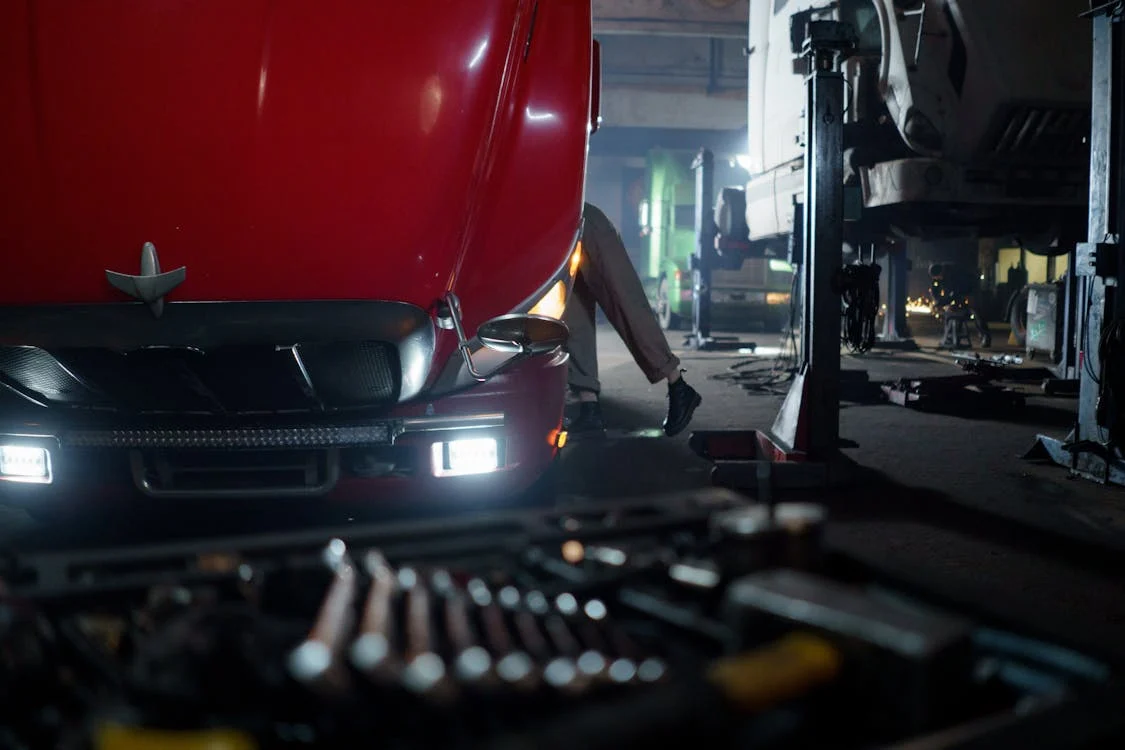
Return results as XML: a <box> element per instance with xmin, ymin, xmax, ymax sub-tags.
<box><xmin>836</xmin><ymin>262</ymin><xmax>881</xmax><ymax>354</ymax></box>
<box><xmin>1097</xmin><ymin>318</ymin><xmax>1125</xmax><ymax>448</ymax></box>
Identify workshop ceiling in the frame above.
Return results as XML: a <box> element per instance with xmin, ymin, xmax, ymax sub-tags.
<box><xmin>592</xmin><ymin>0</ymin><xmax>749</xmax><ymax>134</ymax></box>
<box><xmin>592</xmin><ymin>0</ymin><xmax>747</xmax><ymax>38</ymax></box>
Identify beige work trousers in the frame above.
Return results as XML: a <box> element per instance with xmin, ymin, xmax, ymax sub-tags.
<box><xmin>563</xmin><ymin>203</ymin><xmax>681</xmax><ymax>395</ymax></box>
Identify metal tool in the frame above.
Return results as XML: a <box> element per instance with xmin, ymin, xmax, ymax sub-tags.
<box><xmin>434</xmin><ymin>569</ymin><xmax>494</xmax><ymax>686</ymax></box>
<box><xmin>541</xmin><ymin>594</ymin><xmax>588</xmax><ymax>693</ymax></box>
<box><xmin>469</xmin><ymin>578</ymin><xmax>537</xmax><ymax>691</ymax></box>
<box><xmin>286</xmin><ymin>539</ymin><xmax>357</xmax><ymax>695</ymax></box>
<box><xmin>350</xmin><ymin>550</ymin><xmax>400</xmax><ymax>683</ymax></box>
<box><xmin>399</xmin><ymin>567</ymin><xmax>453</xmax><ymax>700</ymax></box>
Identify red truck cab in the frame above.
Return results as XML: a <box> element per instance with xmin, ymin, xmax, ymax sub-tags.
<box><xmin>0</xmin><ymin>1</ymin><xmax>596</xmax><ymax>515</ymax></box>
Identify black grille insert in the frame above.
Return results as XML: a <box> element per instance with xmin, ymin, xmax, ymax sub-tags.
<box><xmin>298</xmin><ymin>342</ymin><xmax>400</xmax><ymax>408</ymax></box>
<box><xmin>130</xmin><ymin>449</ymin><xmax>340</xmax><ymax>497</ymax></box>
<box><xmin>0</xmin><ymin>341</ymin><xmax>401</xmax><ymax>414</ymax></box>
<box><xmin>0</xmin><ymin>346</ymin><xmax>104</xmax><ymax>406</ymax></box>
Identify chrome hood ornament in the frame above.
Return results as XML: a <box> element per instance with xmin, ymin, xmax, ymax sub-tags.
<box><xmin>105</xmin><ymin>242</ymin><xmax>186</xmax><ymax>318</ymax></box>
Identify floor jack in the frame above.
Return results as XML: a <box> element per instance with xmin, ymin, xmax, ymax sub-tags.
<box><xmin>690</xmin><ymin>21</ymin><xmax>858</xmax><ymax>495</ymax></box>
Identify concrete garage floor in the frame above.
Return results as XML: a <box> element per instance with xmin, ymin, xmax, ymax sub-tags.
<box><xmin>2</xmin><ymin>318</ymin><xmax>1124</xmax><ymax>665</ymax></box>
<box><xmin>559</xmin><ymin>318</ymin><xmax>1125</xmax><ymax>664</ymax></box>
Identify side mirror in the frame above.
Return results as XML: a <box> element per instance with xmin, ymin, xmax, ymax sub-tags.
<box><xmin>477</xmin><ymin>314</ymin><xmax>569</xmax><ymax>356</ymax></box>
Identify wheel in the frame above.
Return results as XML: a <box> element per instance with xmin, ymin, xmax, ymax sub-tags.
<box><xmin>1009</xmin><ymin>287</ymin><xmax>1029</xmax><ymax>347</ymax></box>
<box><xmin>657</xmin><ymin>277</ymin><xmax>682</xmax><ymax>331</ymax></box>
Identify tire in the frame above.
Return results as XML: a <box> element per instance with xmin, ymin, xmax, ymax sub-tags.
<box><xmin>1008</xmin><ymin>286</ymin><xmax>1029</xmax><ymax>347</ymax></box>
<box><xmin>657</xmin><ymin>277</ymin><xmax>682</xmax><ymax>331</ymax></box>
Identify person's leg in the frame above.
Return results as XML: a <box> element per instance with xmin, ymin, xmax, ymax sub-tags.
<box><xmin>579</xmin><ymin>203</ymin><xmax>701</xmax><ymax>436</ymax></box>
<box><xmin>580</xmin><ymin>205</ymin><xmax>681</xmax><ymax>382</ymax></box>
<box><xmin>564</xmin><ymin>271</ymin><xmax>600</xmax><ymax>396</ymax></box>
<box><xmin>562</xmin><ymin>272</ymin><xmax>606</xmax><ymax>433</ymax></box>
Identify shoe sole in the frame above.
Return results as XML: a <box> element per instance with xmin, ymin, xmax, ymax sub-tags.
<box><xmin>664</xmin><ymin>392</ymin><xmax>702</xmax><ymax>437</ymax></box>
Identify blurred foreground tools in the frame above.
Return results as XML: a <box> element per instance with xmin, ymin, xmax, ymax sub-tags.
<box><xmin>285</xmin><ymin>539</ymin><xmax>670</xmax><ymax>704</ymax></box>
<box><xmin>1</xmin><ymin>490</ymin><xmax>1120</xmax><ymax>750</ymax></box>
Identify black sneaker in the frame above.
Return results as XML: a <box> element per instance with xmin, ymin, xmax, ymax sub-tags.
<box><xmin>664</xmin><ymin>376</ymin><xmax>702</xmax><ymax>437</ymax></box>
<box><xmin>566</xmin><ymin>400</ymin><xmax>606</xmax><ymax>436</ymax></box>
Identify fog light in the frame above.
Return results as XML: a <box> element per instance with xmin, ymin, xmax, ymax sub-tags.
<box><xmin>431</xmin><ymin>438</ymin><xmax>500</xmax><ymax>477</ymax></box>
<box><xmin>766</xmin><ymin>292</ymin><xmax>791</xmax><ymax>306</ymax></box>
<box><xmin>0</xmin><ymin>445</ymin><xmax>52</xmax><ymax>484</ymax></box>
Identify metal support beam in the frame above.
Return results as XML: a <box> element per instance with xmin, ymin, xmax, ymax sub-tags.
<box><xmin>593</xmin><ymin>0</ymin><xmax>748</xmax><ymax>38</ymax></box>
<box><xmin>878</xmin><ymin>245</ymin><xmax>914</xmax><ymax>344</ymax></box>
<box><xmin>690</xmin><ymin>148</ymin><xmax>716</xmax><ymax>346</ymax></box>
<box><xmin>771</xmin><ymin>22</ymin><xmax>851</xmax><ymax>460</ymax></box>
<box><xmin>804</xmin><ymin>29</ymin><xmax>845</xmax><ymax>455</ymax></box>
<box><xmin>1075</xmin><ymin>7</ymin><xmax>1121</xmax><ymax>480</ymax></box>
<box><xmin>1028</xmin><ymin>3</ymin><xmax>1125</xmax><ymax>484</ymax></box>
<box><xmin>1071</xmin><ymin>7</ymin><xmax>1125</xmax><ymax>481</ymax></box>
<box><xmin>685</xmin><ymin>23</ymin><xmax>857</xmax><ymax>492</ymax></box>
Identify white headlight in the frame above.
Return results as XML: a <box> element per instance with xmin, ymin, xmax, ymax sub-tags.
<box><xmin>0</xmin><ymin>445</ymin><xmax>52</xmax><ymax>484</ymax></box>
<box><xmin>431</xmin><ymin>438</ymin><xmax>500</xmax><ymax>477</ymax></box>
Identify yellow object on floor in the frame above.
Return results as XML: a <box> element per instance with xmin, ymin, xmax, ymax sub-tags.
<box><xmin>707</xmin><ymin>632</ymin><xmax>843</xmax><ymax>713</ymax></box>
<box><xmin>96</xmin><ymin>724</ymin><xmax>258</xmax><ymax>750</ymax></box>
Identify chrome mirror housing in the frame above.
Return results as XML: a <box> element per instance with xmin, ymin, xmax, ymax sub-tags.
<box><xmin>442</xmin><ymin>293</ymin><xmax>569</xmax><ymax>383</ymax></box>
<box><xmin>477</xmin><ymin>314</ymin><xmax>569</xmax><ymax>355</ymax></box>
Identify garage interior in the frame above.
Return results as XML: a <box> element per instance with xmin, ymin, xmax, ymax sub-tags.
<box><xmin>2</xmin><ymin>1</ymin><xmax>1125</xmax><ymax>748</ymax></box>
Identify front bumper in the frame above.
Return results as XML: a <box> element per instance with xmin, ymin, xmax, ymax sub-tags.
<box><xmin>0</xmin><ymin>349</ymin><xmax>569</xmax><ymax>509</ymax></box>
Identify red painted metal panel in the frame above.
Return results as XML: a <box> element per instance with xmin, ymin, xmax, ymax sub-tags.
<box><xmin>0</xmin><ymin>0</ymin><xmax>591</xmax><ymax>330</ymax></box>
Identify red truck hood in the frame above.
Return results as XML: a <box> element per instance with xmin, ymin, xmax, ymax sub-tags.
<box><xmin>0</xmin><ymin>0</ymin><xmax>588</xmax><ymax>325</ymax></box>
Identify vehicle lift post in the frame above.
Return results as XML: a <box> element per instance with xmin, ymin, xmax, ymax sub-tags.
<box><xmin>689</xmin><ymin>21</ymin><xmax>857</xmax><ymax>492</ymax></box>
<box><xmin>1027</xmin><ymin>1</ymin><xmax>1125</xmax><ymax>485</ymax></box>
<box><xmin>877</xmin><ymin>244</ymin><xmax>915</xmax><ymax>347</ymax></box>
<box><xmin>685</xmin><ymin>149</ymin><xmax>743</xmax><ymax>351</ymax></box>
<box><xmin>687</xmin><ymin>148</ymin><xmax>717</xmax><ymax>350</ymax></box>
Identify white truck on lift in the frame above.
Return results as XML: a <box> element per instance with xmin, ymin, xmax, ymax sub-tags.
<box><xmin>739</xmin><ymin>0</ymin><xmax>1091</xmax><ymax>256</ymax></box>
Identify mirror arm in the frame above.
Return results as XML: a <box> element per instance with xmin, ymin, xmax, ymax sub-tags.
<box><xmin>442</xmin><ymin>292</ymin><xmax>489</xmax><ymax>383</ymax></box>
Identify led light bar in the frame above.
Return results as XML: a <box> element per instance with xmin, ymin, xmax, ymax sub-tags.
<box><xmin>63</xmin><ymin>424</ymin><xmax>400</xmax><ymax>450</ymax></box>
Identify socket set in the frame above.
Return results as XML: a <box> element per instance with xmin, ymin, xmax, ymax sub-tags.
<box><xmin>286</xmin><ymin>544</ymin><xmax>672</xmax><ymax>701</ymax></box>
<box><xmin>0</xmin><ymin>489</ymin><xmax>1122</xmax><ymax>750</ymax></box>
